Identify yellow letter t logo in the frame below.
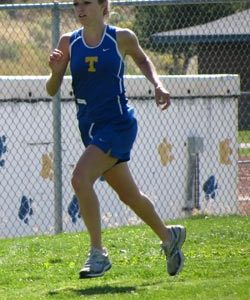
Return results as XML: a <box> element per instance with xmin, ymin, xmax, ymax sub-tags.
<box><xmin>85</xmin><ymin>56</ymin><xmax>98</xmax><ymax>72</ymax></box>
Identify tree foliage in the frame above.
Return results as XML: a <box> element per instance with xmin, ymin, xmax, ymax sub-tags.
<box><xmin>132</xmin><ymin>2</ymin><xmax>250</xmax><ymax>74</ymax></box>
<box><xmin>133</xmin><ymin>3</ymin><xmax>249</xmax><ymax>48</ymax></box>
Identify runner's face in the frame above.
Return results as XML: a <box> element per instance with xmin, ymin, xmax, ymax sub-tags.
<box><xmin>73</xmin><ymin>0</ymin><xmax>105</xmax><ymax>24</ymax></box>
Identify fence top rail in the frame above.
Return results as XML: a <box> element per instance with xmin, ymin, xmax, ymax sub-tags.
<box><xmin>0</xmin><ymin>0</ymin><xmax>249</xmax><ymax>10</ymax></box>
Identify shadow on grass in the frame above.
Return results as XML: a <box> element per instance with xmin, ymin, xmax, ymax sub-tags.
<box><xmin>48</xmin><ymin>284</ymin><xmax>137</xmax><ymax>297</ymax></box>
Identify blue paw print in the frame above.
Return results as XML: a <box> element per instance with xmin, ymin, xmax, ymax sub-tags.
<box><xmin>68</xmin><ymin>195</ymin><xmax>81</xmax><ymax>224</ymax></box>
<box><xmin>18</xmin><ymin>196</ymin><xmax>33</xmax><ymax>224</ymax></box>
<box><xmin>203</xmin><ymin>176</ymin><xmax>218</xmax><ymax>200</ymax></box>
<box><xmin>0</xmin><ymin>135</ymin><xmax>7</xmax><ymax>167</ymax></box>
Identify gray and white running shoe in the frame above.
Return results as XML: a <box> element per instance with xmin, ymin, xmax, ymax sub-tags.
<box><xmin>161</xmin><ymin>225</ymin><xmax>186</xmax><ymax>276</ymax></box>
<box><xmin>79</xmin><ymin>248</ymin><xmax>112</xmax><ymax>279</ymax></box>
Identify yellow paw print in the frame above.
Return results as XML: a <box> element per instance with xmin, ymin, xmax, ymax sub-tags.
<box><xmin>219</xmin><ymin>139</ymin><xmax>232</xmax><ymax>165</ymax></box>
<box><xmin>158</xmin><ymin>138</ymin><xmax>174</xmax><ymax>166</ymax></box>
<box><xmin>40</xmin><ymin>152</ymin><xmax>54</xmax><ymax>180</ymax></box>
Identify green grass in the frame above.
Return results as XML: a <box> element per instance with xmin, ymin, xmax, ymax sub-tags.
<box><xmin>239</xmin><ymin>148</ymin><xmax>250</xmax><ymax>157</ymax></box>
<box><xmin>239</xmin><ymin>130</ymin><xmax>250</xmax><ymax>157</ymax></box>
<box><xmin>0</xmin><ymin>216</ymin><xmax>249</xmax><ymax>300</ymax></box>
<box><xmin>239</xmin><ymin>131</ymin><xmax>250</xmax><ymax>143</ymax></box>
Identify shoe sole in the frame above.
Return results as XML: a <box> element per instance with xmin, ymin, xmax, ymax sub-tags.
<box><xmin>79</xmin><ymin>263</ymin><xmax>112</xmax><ymax>279</ymax></box>
<box><xmin>167</xmin><ymin>226</ymin><xmax>186</xmax><ymax>276</ymax></box>
<box><xmin>168</xmin><ymin>250</ymin><xmax>184</xmax><ymax>276</ymax></box>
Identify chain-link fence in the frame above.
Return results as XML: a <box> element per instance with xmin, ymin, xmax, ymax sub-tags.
<box><xmin>0</xmin><ymin>0</ymin><xmax>249</xmax><ymax>238</ymax></box>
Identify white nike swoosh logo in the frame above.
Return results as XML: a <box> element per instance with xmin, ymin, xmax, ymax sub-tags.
<box><xmin>103</xmin><ymin>48</ymin><xmax>110</xmax><ymax>52</ymax></box>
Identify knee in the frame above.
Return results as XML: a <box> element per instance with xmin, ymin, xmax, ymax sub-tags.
<box><xmin>71</xmin><ymin>172</ymin><xmax>81</xmax><ymax>192</ymax></box>
<box><xmin>71</xmin><ymin>169</ymin><xmax>91</xmax><ymax>192</ymax></box>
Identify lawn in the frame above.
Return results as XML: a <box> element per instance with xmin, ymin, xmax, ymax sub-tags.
<box><xmin>239</xmin><ymin>130</ymin><xmax>250</xmax><ymax>157</ymax></box>
<box><xmin>0</xmin><ymin>215</ymin><xmax>249</xmax><ymax>300</ymax></box>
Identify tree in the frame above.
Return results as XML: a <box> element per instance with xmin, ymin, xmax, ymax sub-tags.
<box><xmin>133</xmin><ymin>2</ymin><xmax>248</xmax><ymax>74</ymax></box>
<box><xmin>133</xmin><ymin>2</ymin><xmax>246</xmax><ymax>47</ymax></box>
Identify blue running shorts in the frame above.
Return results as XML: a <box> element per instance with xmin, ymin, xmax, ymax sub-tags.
<box><xmin>78</xmin><ymin>112</ymin><xmax>138</xmax><ymax>163</ymax></box>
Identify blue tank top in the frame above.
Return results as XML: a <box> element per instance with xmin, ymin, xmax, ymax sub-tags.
<box><xmin>69</xmin><ymin>25</ymin><xmax>130</xmax><ymax>123</ymax></box>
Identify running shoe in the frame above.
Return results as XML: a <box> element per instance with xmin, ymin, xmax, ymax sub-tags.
<box><xmin>161</xmin><ymin>225</ymin><xmax>186</xmax><ymax>276</ymax></box>
<box><xmin>79</xmin><ymin>248</ymin><xmax>112</xmax><ymax>279</ymax></box>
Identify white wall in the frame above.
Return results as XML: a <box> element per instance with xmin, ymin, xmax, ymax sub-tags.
<box><xmin>0</xmin><ymin>75</ymin><xmax>240</xmax><ymax>237</ymax></box>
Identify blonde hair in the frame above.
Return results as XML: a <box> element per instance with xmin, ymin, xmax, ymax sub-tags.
<box><xmin>98</xmin><ymin>0</ymin><xmax>110</xmax><ymax>17</ymax></box>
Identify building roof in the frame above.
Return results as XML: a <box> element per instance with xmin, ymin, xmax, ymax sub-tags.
<box><xmin>151</xmin><ymin>9</ymin><xmax>250</xmax><ymax>45</ymax></box>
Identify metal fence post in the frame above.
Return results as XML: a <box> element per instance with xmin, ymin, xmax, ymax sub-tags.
<box><xmin>51</xmin><ymin>1</ymin><xmax>62</xmax><ymax>234</ymax></box>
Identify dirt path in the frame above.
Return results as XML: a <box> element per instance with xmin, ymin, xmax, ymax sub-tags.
<box><xmin>238</xmin><ymin>156</ymin><xmax>250</xmax><ymax>215</ymax></box>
